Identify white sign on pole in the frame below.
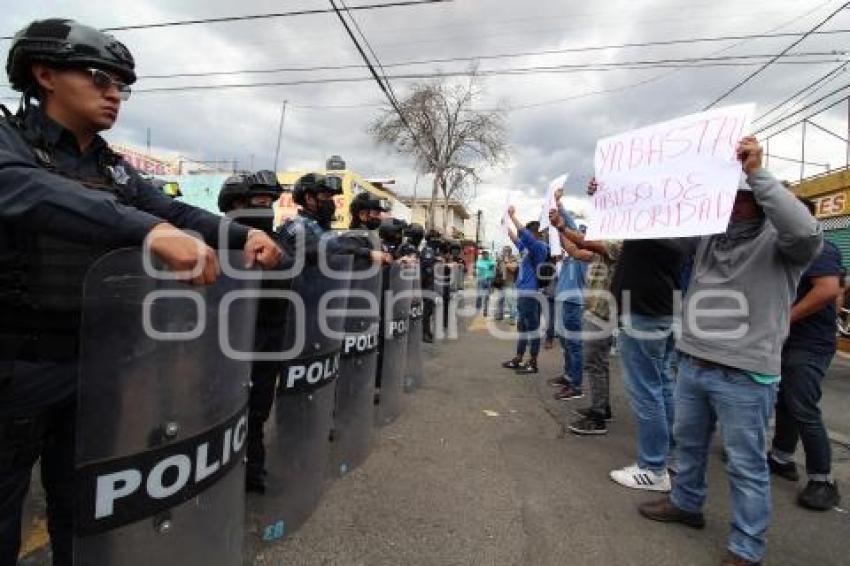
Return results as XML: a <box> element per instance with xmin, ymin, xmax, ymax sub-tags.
<box><xmin>585</xmin><ymin>104</ymin><xmax>754</xmax><ymax>241</ymax></box>
<box><xmin>540</xmin><ymin>173</ymin><xmax>568</xmax><ymax>229</ymax></box>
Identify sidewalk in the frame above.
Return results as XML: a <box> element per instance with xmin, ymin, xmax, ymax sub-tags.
<box><xmin>260</xmin><ymin>316</ymin><xmax>850</xmax><ymax>566</ymax></box>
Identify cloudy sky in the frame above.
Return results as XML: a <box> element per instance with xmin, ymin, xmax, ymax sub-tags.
<box><xmin>2</xmin><ymin>0</ymin><xmax>849</xmax><ymax>245</ymax></box>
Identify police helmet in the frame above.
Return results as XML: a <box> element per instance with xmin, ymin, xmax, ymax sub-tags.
<box><xmin>292</xmin><ymin>172</ymin><xmax>342</xmax><ymax>207</ymax></box>
<box><xmin>378</xmin><ymin>218</ymin><xmax>408</xmax><ymax>244</ymax></box>
<box><xmin>218</xmin><ymin>170</ymin><xmax>282</xmax><ymax>213</ymax></box>
<box><xmin>350</xmin><ymin>191</ymin><xmax>379</xmax><ymax>217</ymax></box>
<box><xmin>7</xmin><ymin>19</ymin><xmax>136</xmax><ymax>93</ymax></box>
<box><xmin>405</xmin><ymin>222</ymin><xmax>425</xmax><ymax>242</ymax></box>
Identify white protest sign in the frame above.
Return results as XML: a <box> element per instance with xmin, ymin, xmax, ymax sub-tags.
<box><xmin>500</xmin><ymin>191</ymin><xmax>515</xmax><ymax>237</ymax></box>
<box><xmin>585</xmin><ymin>104</ymin><xmax>754</xmax><ymax>241</ymax></box>
<box><xmin>540</xmin><ymin>173</ymin><xmax>568</xmax><ymax>229</ymax></box>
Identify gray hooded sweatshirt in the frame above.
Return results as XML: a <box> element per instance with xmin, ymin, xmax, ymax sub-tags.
<box><xmin>676</xmin><ymin>168</ymin><xmax>823</xmax><ymax>376</ymax></box>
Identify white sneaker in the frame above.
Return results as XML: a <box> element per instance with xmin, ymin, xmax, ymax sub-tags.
<box><xmin>609</xmin><ymin>464</ymin><xmax>671</xmax><ymax>492</ymax></box>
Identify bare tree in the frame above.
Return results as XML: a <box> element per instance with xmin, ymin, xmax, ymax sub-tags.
<box><xmin>369</xmin><ymin>72</ymin><xmax>508</xmax><ymax>232</ymax></box>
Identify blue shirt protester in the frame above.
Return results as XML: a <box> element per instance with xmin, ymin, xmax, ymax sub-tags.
<box><xmin>515</xmin><ymin>229</ymin><xmax>549</xmax><ymax>291</ymax></box>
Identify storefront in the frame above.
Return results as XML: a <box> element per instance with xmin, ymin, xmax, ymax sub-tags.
<box><xmin>794</xmin><ymin>168</ymin><xmax>850</xmax><ymax>268</ymax></box>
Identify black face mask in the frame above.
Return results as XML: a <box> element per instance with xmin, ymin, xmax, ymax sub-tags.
<box><xmin>231</xmin><ymin>207</ymin><xmax>274</xmax><ymax>234</ymax></box>
<box><xmin>315</xmin><ymin>200</ymin><xmax>336</xmax><ymax>228</ymax></box>
<box><xmin>366</xmin><ymin>217</ymin><xmax>382</xmax><ymax>230</ymax></box>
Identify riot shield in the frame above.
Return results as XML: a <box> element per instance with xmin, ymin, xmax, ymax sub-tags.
<box><xmin>329</xmin><ymin>258</ymin><xmax>382</xmax><ymax>477</ymax></box>
<box><xmin>74</xmin><ymin>249</ymin><xmax>258</xmax><ymax>566</ymax></box>
<box><xmin>248</xmin><ymin>254</ymin><xmax>353</xmax><ymax>542</ymax></box>
<box><xmin>374</xmin><ymin>262</ymin><xmax>413</xmax><ymax>426</ymax></box>
<box><xmin>403</xmin><ymin>264</ymin><xmax>424</xmax><ymax>393</ymax></box>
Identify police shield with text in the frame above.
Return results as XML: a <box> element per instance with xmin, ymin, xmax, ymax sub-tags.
<box><xmin>249</xmin><ymin>173</ymin><xmax>354</xmax><ymax>541</ymax></box>
<box><xmin>402</xmin><ymin>224</ymin><xmax>425</xmax><ymax>392</ymax></box>
<box><xmin>75</xmin><ymin>250</ymin><xmax>258</xmax><ymax>566</ymax></box>
<box><xmin>0</xmin><ymin>18</ymin><xmax>281</xmax><ymax>564</ymax></box>
<box><xmin>218</xmin><ymin>171</ymin><xmax>284</xmax><ymax>494</ymax></box>
<box><xmin>375</xmin><ymin>220</ymin><xmax>414</xmax><ymax>425</ymax></box>
<box><xmin>328</xmin><ymin>193</ymin><xmax>387</xmax><ymax>477</ymax></box>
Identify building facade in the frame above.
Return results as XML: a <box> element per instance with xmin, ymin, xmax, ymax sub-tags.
<box><xmin>793</xmin><ymin>167</ymin><xmax>850</xmax><ymax>268</ymax></box>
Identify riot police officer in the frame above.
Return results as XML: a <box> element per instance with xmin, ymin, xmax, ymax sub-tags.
<box><xmin>0</xmin><ymin>19</ymin><xmax>281</xmax><ymax>563</ymax></box>
<box><xmin>217</xmin><ymin>171</ymin><xmax>284</xmax><ymax>494</ymax></box>
<box><xmin>349</xmin><ymin>191</ymin><xmax>382</xmax><ymax>231</ymax></box>
<box><xmin>279</xmin><ymin>173</ymin><xmax>388</xmax><ymax>266</ymax></box>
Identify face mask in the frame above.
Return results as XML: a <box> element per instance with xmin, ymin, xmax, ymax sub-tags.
<box><xmin>366</xmin><ymin>217</ymin><xmax>382</xmax><ymax>230</ymax></box>
<box><xmin>230</xmin><ymin>208</ymin><xmax>274</xmax><ymax>234</ymax></box>
<box><xmin>316</xmin><ymin>199</ymin><xmax>336</xmax><ymax>227</ymax></box>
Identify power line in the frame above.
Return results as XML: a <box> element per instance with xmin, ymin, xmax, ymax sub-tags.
<box><xmin>754</xmin><ymin>82</ymin><xmax>850</xmax><ymax>135</ymax></box>
<box><xmin>753</xmin><ymin>59</ymin><xmax>849</xmax><ymax>123</ymax></box>
<box><xmin>703</xmin><ymin>0</ymin><xmax>850</xmax><ymax>109</ymax></box>
<box><xmin>0</xmin><ymin>0</ymin><xmax>451</xmax><ymax>40</ymax></box>
<box><xmin>96</xmin><ymin>49</ymin><xmax>850</xmax><ymax>81</ymax></box>
<box><xmin>328</xmin><ymin>0</ymin><xmax>438</xmax><ymax>169</ymax></box>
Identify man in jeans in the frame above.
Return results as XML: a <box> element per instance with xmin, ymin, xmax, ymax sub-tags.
<box><xmin>475</xmin><ymin>250</ymin><xmax>496</xmax><ymax>316</ymax></box>
<box><xmin>609</xmin><ymin>225</ymin><xmax>686</xmax><ymax>492</ymax></box>
<box><xmin>639</xmin><ymin>137</ymin><xmax>822</xmax><ymax>566</ymax></box>
<box><xmin>769</xmin><ymin>199</ymin><xmax>842</xmax><ymax>511</ymax></box>
<box><xmin>495</xmin><ymin>246</ymin><xmax>518</xmax><ymax>322</ymax></box>
<box><xmin>547</xmin><ymin>206</ymin><xmax>589</xmax><ymax>400</ymax></box>
<box><xmin>502</xmin><ymin>207</ymin><xmax>549</xmax><ymax>374</ymax></box>
<box><xmin>549</xmin><ymin>179</ymin><xmax>623</xmax><ymax>434</ymax></box>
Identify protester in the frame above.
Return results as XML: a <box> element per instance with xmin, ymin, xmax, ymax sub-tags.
<box><xmin>495</xmin><ymin>246</ymin><xmax>519</xmax><ymax>323</ymax></box>
<box><xmin>547</xmin><ymin>201</ymin><xmax>588</xmax><ymax>401</ymax></box>
<box><xmin>768</xmin><ymin>198</ymin><xmax>842</xmax><ymax>511</ymax></box>
<box><xmin>502</xmin><ymin>207</ymin><xmax>549</xmax><ymax>374</ymax></box>
<box><xmin>639</xmin><ymin>137</ymin><xmax>823</xmax><ymax>566</ymax></box>
<box><xmin>548</xmin><ymin>179</ymin><xmax>623</xmax><ymax>434</ymax></box>
<box><xmin>608</xmin><ymin>207</ymin><xmax>687</xmax><ymax>492</ymax></box>
<box><xmin>475</xmin><ymin>249</ymin><xmax>496</xmax><ymax>316</ymax></box>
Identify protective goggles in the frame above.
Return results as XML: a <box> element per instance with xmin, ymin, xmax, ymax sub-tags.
<box><xmin>86</xmin><ymin>68</ymin><xmax>131</xmax><ymax>101</ymax></box>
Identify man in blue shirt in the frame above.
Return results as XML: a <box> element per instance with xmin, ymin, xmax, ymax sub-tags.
<box><xmin>502</xmin><ymin>206</ymin><xmax>549</xmax><ymax>374</ymax></box>
<box><xmin>547</xmin><ymin>204</ymin><xmax>588</xmax><ymax>400</ymax></box>
<box><xmin>769</xmin><ymin>199</ymin><xmax>843</xmax><ymax>511</ymax></box>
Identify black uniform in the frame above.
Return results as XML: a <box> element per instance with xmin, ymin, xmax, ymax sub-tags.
<box><xmin>0</xmin><ymin>106</ymin><xmax>249</xmax><ymax>562</ymax></box>
<box><xmin>420</xmin><ymin>244</ymin><xmax>438</xmax><ymax>341</ymax></box>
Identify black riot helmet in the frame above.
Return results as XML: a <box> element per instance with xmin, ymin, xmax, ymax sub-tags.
<box><xmin>292</xmin><ymin>172</ymin><xmax>342</xmax><ymax>207</ymax></box>
<box><xmin>6</xmin><ymin>19</ymin><xmax>136</xmax><ymax>95</ymax></box>
<box><xmin>217</xmin><ymin>170</ymin><xmax>282</xmax><ymax>213</ymax></box>
<box><xmin>378</xmin><ymin>218</ymin><xmax>407</xmax><ymax>247</ymax></box>
<box><xmin>405</xmin><ymin>223</ymin><xmax>425</xmax><ymax>247</ymax></box>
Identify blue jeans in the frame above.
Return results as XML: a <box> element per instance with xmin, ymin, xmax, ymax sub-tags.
<box><xmin>772</xmin><ymin>346</ymin><xmax>834</xmax><ymax>477</ymax></box>
<box><xmin>558</xmin><ymin>301</ymin><xmax>583</xmax><ymax>389</ymax></box>
<box><xmin>496</xmin><ymin>285</ymin><xmax>516</xmax><ymax>319</ymax></box>
<box><xmin>545</xmin><ymin>295</ymin><xmax>556</xmax><ymax>340</ymax></box>
<box><xmin>516</xmin><ymin>294</ymin><xmax>542</xmax><ymax>358</ymax></box>
<box><xmin>476</xmin><ymin>279</ymin><xmax>492</xmax><ymax>314</ymax></box>
<box><xmin>618</xmin><ymin>314</ymin><xmax>676</xmax><ymax>472</ymax></box>
<box><xmin>671</xmin><ymin>354</ymin><xmax>776</xmax><ymax>563</ymax></box>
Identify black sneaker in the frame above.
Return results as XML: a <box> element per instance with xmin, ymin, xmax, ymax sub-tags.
<box><xmin>574</xmin><ymin>407</ymin><xmax>613</xmax><ymax>422</ymax></box>
<box><xmin>515</xmin><ymin>361</ymin><xmax>538</xmax><ymax>374</ymax></box>
<box><xmin>798</xmin><ymin>480</ymin><xmax>841</xmax><ymax>511</ymax></box>
<box><xmin>547</xmin><ymin>376</ymin><xmax>569</xmax><ymax>388</ymax></box>
<box><xmin>768</xmin><ymin>453</ymin><xmax>800</xmax><ymax>482</ymax></box>
<box><xmin>554</xmin><ymin>386</ymin><xmax>584</xmax><ymax>401</ymax></box>
<box><xmin>502</xmin><ymin>358</ymin><xmax>522</xmax><ymax>369</ymax></box>
<box><xmin>568</xmin><ymin>416</ymin><xmax>608</xmax><ymax>435</ymax></box>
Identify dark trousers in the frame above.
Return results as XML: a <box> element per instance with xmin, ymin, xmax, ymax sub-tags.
<box><xmin>516</xmin><ymin>295</ymin><xmax>542</xmax><ymax>358</ymax></box>
<box><xmin>772</xmin><ymin>346</ymin><xmax>834</xmax><ymax>476</ymax></box>
<box><xmin>246</xmin><ymin>326</ymin><xmax>282</xmax><ymax>481</ymax></box>
<box><xmin>0</xmin><ymin>393</ymin><xmax>76</xmax><ymax>566</ymax></box>
<box><xmin>423</xmin><ymin>297</ymin><xmax>435</xmax><ymax>339</ymax></box>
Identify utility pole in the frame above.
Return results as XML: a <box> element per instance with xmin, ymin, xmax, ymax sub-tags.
<box><xmin>273</xmin><ymin>100</ymin><xmax>288</xmax><ymax>172</ymax></box>
<box><xmin>475</xmin><ymin>209</ymin><xmax>482</xmax><ymax>249</ymax></box>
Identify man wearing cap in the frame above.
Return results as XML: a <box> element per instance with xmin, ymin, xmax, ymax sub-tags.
<box><xmin>0</xmin><ymin>18</ymin><xmax>281</xmax><ymax>562</ymax></box>
<box><xmin>638</xmin><ymin>137</ymin><xmax>822</xmax><ymax>566</ymax></box>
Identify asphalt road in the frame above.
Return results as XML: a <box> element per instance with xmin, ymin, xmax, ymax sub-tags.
<box><xmin>258</xmin><ymin>317</ymin><xmax>850</xmax><ymax>566</ymax></box>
